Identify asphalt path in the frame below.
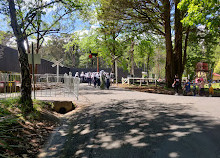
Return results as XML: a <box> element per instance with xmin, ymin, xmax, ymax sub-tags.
<box><xmin>38</xmin><ymin>83</ymin><xmax>220</xmax><ymax>158</ymax></box>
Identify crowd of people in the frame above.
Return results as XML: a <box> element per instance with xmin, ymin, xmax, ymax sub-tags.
<box><xmin>74</xmin><ymin>71</ymin><xmax>114</xmax><ymax>90</ymax></box>
<box><xmin>172</xmin><ymin>75</ymin><xmax>214</xmax><ymax>96</ymax></box>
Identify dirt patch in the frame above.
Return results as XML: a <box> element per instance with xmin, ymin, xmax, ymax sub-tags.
<box><xmin>0</xmin><ymin>103</ymin><xmax>62</xmax><ymax>158</ymax></box>
<box><xmin>116</xmin><ymin>84</ymin><xmax>175</xmax><ymax>95</ymax></box>
<box><xmin>116</xmin><ymin>84</ymin><xmax>220</xmax><ymax>97</ymax></box>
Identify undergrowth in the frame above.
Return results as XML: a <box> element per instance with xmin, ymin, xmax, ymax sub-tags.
<box><xmin>0</xmin><ymin>98</ymin><xmax>52</xmax><ymax>157</ymax></box>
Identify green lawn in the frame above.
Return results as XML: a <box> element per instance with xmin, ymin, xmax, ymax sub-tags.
<box><xmin>204</xmin><ymin>83</ymin><xmax>220</xmax><ymax>89</ymax></box>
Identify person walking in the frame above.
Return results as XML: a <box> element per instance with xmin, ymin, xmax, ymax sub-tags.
<box><xmin>172</xmin><ymin>74</ymin><xmax>180</xmax><ymax>95</ymax></box>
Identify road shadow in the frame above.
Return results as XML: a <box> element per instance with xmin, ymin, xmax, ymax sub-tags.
<box><xmin>40</xmin><ymin>99</ymin><xmax>220</xmax><ymax>158</ymax></box>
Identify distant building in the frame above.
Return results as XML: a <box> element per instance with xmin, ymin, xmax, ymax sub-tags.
<box><xmin>213</xmin><ymin>73</ymin><xmax>220</xmax><ymax>81</ymax></box>
<box><xmin>0</xmin><ymin>44</ymin><xmax>70</xmax><ymax>74</ymax></box>
<box><xmin>0</xmin><ymin>45</ymin><xmax>142</xmax><ymax>79</ymax></box>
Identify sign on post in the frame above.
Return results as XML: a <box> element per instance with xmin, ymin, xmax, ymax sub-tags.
<box><xmin>52</xmin><ymin>59</ymin><xmax>64</xmax><ymax>82</ymax></box>
<box><xmin>28</xmin><ymin>54</ymin><xmax>41</xmax><ymax>64</ymax></box>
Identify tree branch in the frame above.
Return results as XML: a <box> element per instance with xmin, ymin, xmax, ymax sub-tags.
<box><xmin>26</xmin><ymin>29</ymin><xmax>60</xmax><ymax>37</ymax></box>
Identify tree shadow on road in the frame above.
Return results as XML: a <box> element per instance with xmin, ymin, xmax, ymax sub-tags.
<box><xmin>41</xmin><ymin>99</ymin><xmax>220</xmax><ymax>158</ymax></box>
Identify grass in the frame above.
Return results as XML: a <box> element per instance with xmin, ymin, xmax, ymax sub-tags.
<box><xmin>204</xmin><ymin>83</ymin><xmax>220</xmax><ymax>89</ymax></box>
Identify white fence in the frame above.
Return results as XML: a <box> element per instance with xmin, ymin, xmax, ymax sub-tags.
<box><xmin>122</xmin><ymin>77</ymin><xmax>157</xmax><ymax>86</ymax></box>
<box><xmin>0</xmin><ymin>73</ymin><xmax>80</xmax><ymax>100</ymax></box>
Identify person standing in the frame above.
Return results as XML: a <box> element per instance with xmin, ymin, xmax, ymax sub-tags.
<box><xmin>96</xmin><ymin>72</ymin><xmax>100</xmax><ymax>87</ymax></box>
<box><xmin>87</xmin><ymin>72</ymin><xmax>92</xmax><ymax>86</ymax></box>
<box><xmin>110</xmin><ymin>72</ymin><xmax>115</xmax><ymax>84</ymax></box>
<box><xmin>93</xmin><ymin>72</ymin><xmax>97</xmax><ymax>88</ymax></box>
<box><xmin>209</xmin><ymin>83</ymin><xmax>214</xmax><ymax>96</ymax></box>
<box><xmin>199</xmin><ymin>78</ymin><xmax>205</xmax><ymax>96</ymax></box>
<box><xmin>105</xmin><ymin>73</ymin><xmax>110</xmax><ymax>90</ymax></box>
<box><xmin>100</xmin><ymin>70</ymin><xmax>105</xmax><ymax>90</ymax></box>
<box><xmin>192</xmin><ymin>80</ymin><xmax>197</xmax><ymax>96</ymax></box>
<box><xmin>75</xmin><ymin>72</ymin><xmax>79</xmax><ymax>78</ymax></box>
<box><xmin>184</xmin><ymin>79</ymin><xmax>191</xmax><ymax>96</ymax></box>
<box><xmin>172</xmin><ymin>75</ymin><xmax>180</xmax><ymax>95</ymax></box>
<box><xmin>80</xmin><ymin>71</ymin><xmax>85</xmax><ymax>83</ymax></box>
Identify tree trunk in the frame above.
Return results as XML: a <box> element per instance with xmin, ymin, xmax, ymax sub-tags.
<box><xmin>163</xmin><ymin>0</ymin><xmax>174</xmax><ymax>87</ymax></box>
<box><xmin>111</xmin><ymin>34</ymin><xmax>117</xmax><ymax>74</ymax></box>
<box><xmin>8</xmin><ymin>0</ymin><xmax>33</xmax><ymax>113</ymax></box>
<box><xmin>182</xmin><ymin>27</ymin><xmax>190</xmax><ymax>75</ymax></box>
<box><xmin>111</xmin><ymin>59</ymin><xmax>115</xmax><ymax>74</ymax></box>
<box><xmin>146</xmin><ymin>53</ymin><xmax>150</xmax><ymax>78</ymax></box>
<box><xmin>174</xmin><ymin>0</ymin><xmax>183</xmax><ymax>81</ymax></box>
<box><xmin>129</xmin><ymin>39</ymin><xmax>135</xmax><ymax>76</ymax></box>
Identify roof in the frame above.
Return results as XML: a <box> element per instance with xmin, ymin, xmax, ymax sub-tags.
<box><xmin>0</xmin><ymin>44</ymin><xmax>21</xmax><ymax>73</ymax></box>
<box><xmin>213</xmin><ymin>73</ymin><xmax>220</xmax><ymax>77</ymax></box>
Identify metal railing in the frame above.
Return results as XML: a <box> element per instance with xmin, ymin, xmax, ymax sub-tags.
<box><xmin>0</xmin><ymin>73</ymin><xmax>21</xmax><ymax>99</ymax></box>
<box><xmin>0</xmin><ymin>73</ymin><xmax>80</xmax><ymax>100</ymax></box>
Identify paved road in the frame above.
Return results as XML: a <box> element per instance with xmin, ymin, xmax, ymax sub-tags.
<box><xmin>38</xmin><ymin>84</ymin><xmax>220</xmax><ymax>158</ymax></box>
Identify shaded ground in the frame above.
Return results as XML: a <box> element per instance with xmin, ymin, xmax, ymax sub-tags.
<box><xmin>0</xmin><ymin>100</ymin><xmax>60</xmax><ymax>158</ymax></box>
<box><xmin>38</xmin><ymin>84</ymin><xmax>220</xmax><ymax>158</ymax></box>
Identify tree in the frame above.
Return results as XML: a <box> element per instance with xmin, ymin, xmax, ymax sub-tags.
<box><xmin>185</xmin><ymin>27</ymin><xmax>219</xmax><ymax>79</ymax></box>
<box><xmin>97</xmin><ymin>0</ymin><xmax>190</xmax><ymax>87</ymax></box>
<box><xmin>0</xmin><ymin>0</ymin><xmax>91</xmax><ymax>113</ymax></box>
<box><xmin>0</xmin><ymin>31</ymin><xmax>13</xmax><ymax>46</ymax></box>
<box><xmin>178</xmin><ymin>0</ymin><xmax>220</xmax><ymax>33</ymax></box>
<box><xmin>134</xmin><ymin>39</ymin><xmax>155</xmax><ymax>77</ymax></box>
<box><xmin>7</xmin><ymin>0</ymin><xmax>33</xmax><ymax>112</ymax></box>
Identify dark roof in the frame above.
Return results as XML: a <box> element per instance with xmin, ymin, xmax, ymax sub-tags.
<box><xmin>0</xmin><ymin>44</ymin><xmax>20</xmax><ymax>72</ymax></box>
<box><xmin>0</xmin><ymin>45</ymin><xmax>142</xmax><ymax>77</ymax></box>
<box><xmin>0</xmin><ymin>44</ymin><xmax>70</xmax><ymax>74</ymax></box>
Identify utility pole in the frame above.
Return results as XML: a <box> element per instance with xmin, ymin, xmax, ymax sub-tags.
<box><xmin>32</xmin><ymin>42</ymin><xmax>35</xmax><ymax>99</ymax></box>
<box><xmin>97</xmin><ymin>56</ymin><xmax>99</xmax><ymax>72</ymax></box>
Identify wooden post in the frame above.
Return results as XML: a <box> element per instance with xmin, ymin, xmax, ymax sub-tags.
<box><xmin>97</xmin><ymin>56</ymin><xmax>99</xmax><ymax>72</ymax></box>
<box><xmin>32</xmin><ymin>42</ymin><xmax>36</xmax><ymax>99</ymax></box>
<box><xmin>115</xmin><ymin>59</ymin><xmax>118</xmax><ymax>84</ymax></box>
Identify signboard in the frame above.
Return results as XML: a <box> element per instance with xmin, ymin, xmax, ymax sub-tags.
<box><xmin>28</xmin><ymin>54</ymin><xmax>41</xmax><ymax>64</ymax></box>
<box><xmin>196</xmin><ymin>62</ymin><xmax>209</xmax><ymax>71</ymax></box>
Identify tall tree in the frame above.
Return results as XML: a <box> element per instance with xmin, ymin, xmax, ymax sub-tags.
<box><xmin>0</xmin><ymin>0</ymin><xmax>91</xmax><ymax>112</ymax></box>
<box><xmin>97</xmin><ymin>0</ymin><xmax>190</xmax><ymax>87</ymax></box>
<box><xmin>7</xmin><ymin>0</ymin><xmax>33</xmax><ymax>112</ymax></box>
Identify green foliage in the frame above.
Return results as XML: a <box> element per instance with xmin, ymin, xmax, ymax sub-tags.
<box><xmin>213</xmin><ymin>44</ymin><xmax>220</xmax><ymax>74</ymax></box>
<box><xmin>0</xmin><ymin>31</ymin><xmax>13</xmax><ymax>45</ymax></box>
<box><xmin>0</xmin><ymin>98</ymin><xmax>22</xmax><ymax>155</ymax></box>
<box><xmin>214</xmin><ymin>60</ymin><xmax>220</xmax><ymax>74</ymax></box>
<box><xmin>178</xmin><ymin>0</ymin><xmax>220</xmax><ymax>33</ymax></box>
<box><xmin>134</xmin><ymin>40</ymin><xmax>154</xmax><ymax>67</ymax></box>
<box><xmin>185</xmin><ymin>26</ymin><xmax>219</xmax><ymax>79</ymax></box>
